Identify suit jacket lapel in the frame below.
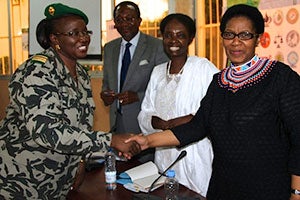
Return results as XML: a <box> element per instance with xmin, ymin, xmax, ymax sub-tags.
<box><xmin>112</xmin><ymin>39</ymin><xmax>122</xmax><ymax>91</ymax></box>
<box><xmin>123</xmin><ymin>33</ymin><xmax>147</xmax><ymax>86</ymax></box>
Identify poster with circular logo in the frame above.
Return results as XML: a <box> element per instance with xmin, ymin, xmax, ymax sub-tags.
<box><xmin>273</xmin><ymin>10</ymin><xmax>283</xmax><ymax>25</ymax></box>
<box><xmin>260</xmin><ymin>32</ymin><xmax>271</xmax><ymax>48</ymax></box>
<box><xmin>286</xmin><ymin>30</ymin><xmax>299</xmax><ymax>48</ymax></box>
<box><xmin>264</xmin><ymin>13</ymin><xmax>272</xmax><ymax>27</ymax></box>
<box><xmin>275</xmin><ymin>51</ymin><xmax>284</xmax><ymax>62</ymax></box>
<box><xmin>286</xmin><ymin>8</ymin><xmax>299</xmax><ymax>24</ymax></box>
<box><xmin>287</xmin><ymin>51</ymin><xmax>299</xmax><ymax>68</ymax></box>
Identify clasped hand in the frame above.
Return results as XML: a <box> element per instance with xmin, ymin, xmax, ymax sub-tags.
<box><xmin>152</xmin><ymin>114</ymin><xmax>194</xmax><ymax>130</ymax></box>
<box><xmin>111</xmin><ymin>134</ymin><xmax>141</xmax><ymax>158</ymax></box>
<box><xmin>100</xmin><ymin>90</ymin><xmax>139</xmax><ymax>106</ymax></box>
<box><xmin>111</xmin><ymin>133</ymin><xmax>149</xmax><ymax>160</ymax></box>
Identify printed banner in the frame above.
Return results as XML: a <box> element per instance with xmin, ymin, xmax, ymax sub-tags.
<box><xmin>256</xmin><ymin>5</ymin><xmax>300</xmax><ymax>74</ymax></box>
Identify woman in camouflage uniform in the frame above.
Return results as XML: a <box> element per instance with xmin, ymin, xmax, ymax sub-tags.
<box><xmin>0</xmin><ymin>3</ymin><xmax>139</xmax><ymax>199</ymax></box>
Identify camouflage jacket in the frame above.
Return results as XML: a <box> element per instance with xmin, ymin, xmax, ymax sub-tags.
<box><xmin>0</xmin><ymin>48</ymin><xmax>111</xmax><ymax>199</ymax></box>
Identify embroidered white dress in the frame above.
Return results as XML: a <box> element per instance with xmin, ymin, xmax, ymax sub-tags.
<box><xmin>138</xmin><ymin>56</ymin><xmax>219</xmax><ymax>196</ymax></box>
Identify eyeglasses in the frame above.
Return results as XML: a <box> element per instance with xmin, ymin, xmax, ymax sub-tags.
<box><xmin>54</xmin><ymin>30</ymin><xmax>93</xmax><ymax>38</ymax></box>
<box><xmin>114</xmin><ymin>17</ymin><xmax>136</xmax><ymax>25</ymax></box>
<box><xmin>221</xmin><ymin>31</ymin><xmax>258</xmax><ymax>40</ymax></box>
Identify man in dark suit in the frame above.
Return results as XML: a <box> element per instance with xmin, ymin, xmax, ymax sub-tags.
<box><xmin>101</xmin><ymin>1</ymin><xmax>168</xmax><ymax>138</ymax></box>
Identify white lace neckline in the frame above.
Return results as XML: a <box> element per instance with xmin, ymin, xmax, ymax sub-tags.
<box><xmin>166</xmin><ymin>61</ymin><xmax>184</xmax><ymax>83</ymax></box>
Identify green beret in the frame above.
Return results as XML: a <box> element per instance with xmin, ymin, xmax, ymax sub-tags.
<box><xmin>44</xmin><ymin>3</ymin><xmax>89</xmax><ymax>24</ymax></box>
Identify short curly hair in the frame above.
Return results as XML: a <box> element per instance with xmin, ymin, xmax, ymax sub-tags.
<box><xmin>220</xmin><ymin>4</ymin><xmax>264</xmax><ymax>34</ymax></box>
<box><xmin>113</xmin><ymin>1</ymin><xmax>140</xmax><ymax>19</ymax></box>
<box><xmin>160</xmin><ymin>13</ymin><xmax>196</xmax><ymax>38</ymax></box>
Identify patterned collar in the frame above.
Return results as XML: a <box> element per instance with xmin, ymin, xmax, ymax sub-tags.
<box><xmin>218</xmin><ymin>55</ymin><xmax>277</xmax><ymax>92</ymax></box>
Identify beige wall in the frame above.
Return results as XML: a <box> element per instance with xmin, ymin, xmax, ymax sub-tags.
<box><xmin>0</xmin><ymin>79</ymin><xmax>9</xmax><ymax>120</ymax></box>
<box><xmin>91</xmin><ymin>78</ymin><xmax>110</xmax><ymax>132</ymax></box>
<box><xmin>0</xmin><ymin>78</ymin><xmax>110</xmax><ymax>132</ymax></box>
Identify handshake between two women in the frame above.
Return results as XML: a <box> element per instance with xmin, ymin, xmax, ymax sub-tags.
<box><xmin>110</xmin><ymin>133</ymin><xmax>145</xmax><ymax>159</ymax></box>
<box><xmin>111</xmin><ymin>130</ymin><xmax>180</xmax><ymax>159</ymax></box>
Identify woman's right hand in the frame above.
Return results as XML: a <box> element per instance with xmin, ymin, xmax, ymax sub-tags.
<box><xmin>152</xmin><ymin>116</ymin><xmax>168</xmax><ymax>130</ymax></box>
<box><xmin>125</xmin><ymin>134</ymin><xmax>149</xmax><ymax>151</ymax></box>
<box><xmin>152</xmin><ymin>114</ymin><xmax>193</xmax><ymax>130</ymax></box>
<box><xmin>124</xmin><ymin>130</ymin><xmax>180</xmax><ymax>153</ymax></box>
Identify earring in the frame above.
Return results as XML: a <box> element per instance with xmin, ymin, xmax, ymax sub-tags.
<box><xmin>55</xmin><ymin>44</ymin><xmax>61</xmax><ymax>50</ymax></box>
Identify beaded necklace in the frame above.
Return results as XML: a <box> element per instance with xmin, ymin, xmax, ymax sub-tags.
<box><xmin>218</xmin><ymin>55</ymin><xmax>276</xmax><ymax>92</ymax></box>
<box><xmin>166</xmin><ymin>61</ymin><xmax>184</xmax><ymax>83</ymax></box>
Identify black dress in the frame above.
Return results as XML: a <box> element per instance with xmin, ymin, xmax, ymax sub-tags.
<box><xmin>172</xmin><ymin>60</ymin><xmax>300</xmax><ymax>200</ymax></box>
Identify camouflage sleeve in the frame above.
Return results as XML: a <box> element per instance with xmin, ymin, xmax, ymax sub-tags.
<box><xmin>12</xmin><ymin>56</ymin><xmax>111</xmax><ymax>155</ymax></box>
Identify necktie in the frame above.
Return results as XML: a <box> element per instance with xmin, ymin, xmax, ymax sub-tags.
<box><xmin>120</xmin><ymin>42</ymin><xmax>132</xmax><ymax>90</ymax></box>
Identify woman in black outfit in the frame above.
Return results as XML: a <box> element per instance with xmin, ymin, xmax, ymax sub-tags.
<box><xmin>126</xmin><ymin>4</ymin><xmax>300</xmax><ymax>200</ymax></box>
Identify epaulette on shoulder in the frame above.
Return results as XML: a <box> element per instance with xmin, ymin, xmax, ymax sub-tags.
<box><xmin>31</xmin><ymin>54</ymin><xmax>49</xmax><ymax>64</ymax></box>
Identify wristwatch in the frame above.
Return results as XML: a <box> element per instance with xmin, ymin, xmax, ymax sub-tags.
<box><xmin>291</xmin><ymin>189</ymin><xmax>300</xmax><ymax>195</ymax></box>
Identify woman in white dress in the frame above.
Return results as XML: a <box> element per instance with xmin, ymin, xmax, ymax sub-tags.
<box><xmin>138</xmin><ymin>13</ymin><xmax>219</xmax><ymax>196</ymax></box>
